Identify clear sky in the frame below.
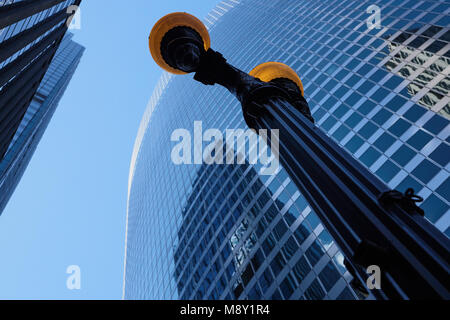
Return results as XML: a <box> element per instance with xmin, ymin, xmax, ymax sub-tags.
<box><xmin>0</xmin><ymin>0</ymin><xmax>217</xmax><ymax>300</ymax></box>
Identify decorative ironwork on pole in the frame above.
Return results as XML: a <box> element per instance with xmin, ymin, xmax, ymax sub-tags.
<box><xmin>148</xmin><ymin>12</ymin><xmax>450</xmax><ymax>300</ymax></box>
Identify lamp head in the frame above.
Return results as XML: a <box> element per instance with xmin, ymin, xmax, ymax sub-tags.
<box><xmin>149</xmin><ymin>12</ymin><xmax>211</xmax><ymax>75</ymax></box>
<box><xmin>250</xmin><ymin>62</ymin><xmax>304</xmax><ymax>97</ymax></box>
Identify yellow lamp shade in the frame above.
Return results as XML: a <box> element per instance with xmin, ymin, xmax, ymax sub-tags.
<box><xmin>250</xmin><ymin>62</ymin><xmax>304</xmax><ymax>96</ymax></box>
<box><xmin>149</xmin><ymin>12</ymin><xmax>211</xmax><ymax>75</ymax></box>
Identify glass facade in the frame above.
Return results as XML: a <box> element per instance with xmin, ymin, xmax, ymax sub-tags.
<box><xmin>124</xmin><ymin>0</ymin><xmax>450</xmax><ymax>300</ymax></box>
<box><xmin>0</xmin><ymin>33</ymin><xmax>84</xmax><ymax>214</ymax></box>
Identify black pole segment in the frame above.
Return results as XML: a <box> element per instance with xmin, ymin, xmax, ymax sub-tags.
<box><xmin>0</xmin><ymin>0</ymin><xmax>68</xmax><ymax>30</ymax></box>
<box><xmin>0</xmin><ymin>7</ymin><xmax>69</xmax><ymax>63</ymax></box>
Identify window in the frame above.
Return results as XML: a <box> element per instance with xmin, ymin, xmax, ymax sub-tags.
<box><xmin>270</xmin><ymin>253</ymin><xmax>286</xmax><ymax>274</ymax></box>
<box><xmin>259</xmin><ymin>267</ymin><xmax>273</xmax><ymax>292</ymax></box>
<box><xmin>334</xmin><ymin>86</ymin><xmax>349</xmax><ymax>99</ymax></box>
<box><xmin>429</xmin><ymin>144</ymin><xmax>450</xmax><ymax>167</ymax></box>
<box><xmin>370</xmin><ymin>70</ymin><xmax>386</xmax><ymax>83</ymax></box>
<box><xmin>357</xmin><ymin>81</ymin><xmax>376</xmax><ymax>95</ymax></box>
<box><xmin>292</xmin><ymin>257</ymin><xmax>311</xmax><ymax>283</ymax></box>
<box><xmin>436</xmin><ymin>178</ymin><xmax>449</xmax><ymax>200</ymax></box>
<box><xmin>404</xmin><ymin>105</ymin><xmax>426</xmax><ymax>122</ymax></box>
<box><xmin>421</xmin><ymin>195</ymin><xmax>447</xmax><ymax>223</ymax></box>
<box><xmin>273</xmin><ymin>220</ymin><xmax>288</xmax><ymax>241</ymax></box>
<box><xmin>262</xmin><ymin>233</ymin><xmax>277</xmax><ymax>255</ymax></box>
<box><xmin>333</xmin><ymin>126</ymin><xmax>350</xmax><ymax>141</ymax></box>
<box><xmin>304</xmin><ymin>279</ymin><xmax>326</xmax><ymax>300</ymax></box>
<box><xmin>285</xmin><ymin>181</ymin><xmax>298</xmax><ymax>198</ymax></box>
<box><xmin>322</xmin><ymin>116</ymin><xmax>338</xmax><ymax>131</ymax></box>
<box><xmin>383</xmin><ymin>75</ymin><xmax>403</xmax><ymax>90</ymax></box>
<box><xmin>423</xmin><ymin>115</ymin><xmax>448</xmax><ymax>135</ymax></box>
<box><xmin>345</xmin><ymin>113</ymin><xmax>363</xmax><ymax>127</ymax></box>
<box><xmin>346</xmin><ymin>75</ymin><xmax>361</xmax><ymax>87</ymax></box>
<box><xmin>247</xmin><ymin>284</ymin><xmax>262</xmax><ymax>300</ymax></box>
<box><xmin>251</xmin><ymin>249</ymin><xmax>265</xmax><ymax>272</ymax></box>
<box><xmin>306</xmin><ymin>211</ymin><xmax>321</xmax><ymax>230</ymax></box>
<box><xmin>280</xmin><ymin>274</ymin><xmax>297</xmax><ymax>299</ymax></box>
<box><xmin>337</xmin><ymin>287</ymin><xmax>356</xmax><ymax>300</ymax></box>
<box><xmin>294</xmin><ymin>223</ymin><xmax>311</xmax><ymax>245</ymax></box>
<box><xmin>359</xmin><ymin>147</ymin><xmax>381</xmax><ymax>167</ymax></box>
<box><xmin>318</xmin><ymin>230</ymin><xmax>334</xmax><ymax>249</ymax></box>
<box><xmin>345</xmin><ymin>92</ymin><xmax>363</xmax><ymax>106</ymax></box>
<box><xmin>334</xmin><ymin>105</ymin><xmax>350</xmax><ymax>118</ymax></box>
<box><xmin>346</xmin><ymin>135</ymin><xmax>364</xmax><ymax>153</ymax></box>
<box><xmin>283</xmin><ymin>208</ymin><xmax>297</xmax><ymax>226</ymax></box>
<box><xmin>233</xmin><ymin>282</ymin><xmax>243</xmax><ymax>299</ymax></box>
<box><xmin>407</xmin><ymin>130</ymin><xmax>432</xmax><ymax>150</ymax></box>
<box><xmin>271</xmin><ymin>288</ymin><xmax>283</xmax><ymax>300</ymax></box>
<box><xmin>396</xmin><ymin>176</ymin><xmax>423</xmax><ymax>194</ymax></box>
<box><xmin>371</xmin><ymin>87</ymin><xmax>390</xmax><ymax>103</ymax></box>
<box><xmin>411</xmin><ymin>159</ymin><xmax>440</xmax><ymax>184</ymax></box>
<box><xmin>358</xmin><ymin>100</ymin><xmax>377</xmax><ymax>115</ymax></box>
<box><xmin>313</xmin><ymin>108</ymin><xmax>327</xmax><ymax>121</ymax></box>
<box><xmin>305</xmin><ymin>241</ymin><xmax>325</xmax><ymax>266</ymax></box>
<box><xmin>386</xmin><ymin>96</ymin><xmax>407</xmax><ymax>112</ymax></box>
<box><xmin>333</xmin><ymin>252</ymin><xmax>347</xmax><ymax>274</ymax></box>
<box><xmin>359</xmin><ymin>122</ymin><xmax>378</xmax><ymax>139</ymax></box>
<box><xmin>282</xmin><ymin>236</ymin><xmax>300</xmax><ymax>261</ymax></box>
<box><xmin>376</xmin><ymin>160</ymin><xmax>400</xmax><ymax>182</ymax></box>
<box><xmin>388</xmin><ymin>118</ymin><xmax>410</xmax><ymax>137</ymax></box>
<box><xmin>372</xmin><ymin>109</ymin><xmax>392</xmax><ymax>125</ymax></box>
<box><xmin>241</xmin><ymin>264</ymin><xmax>254</xmax><ymax>286</ymax></box>
<box><xmin>391</xmin><ymin>145</ymin><xmax>416</xmax><ymax>166</ymax></box>
<box><xmin>319</xmin><ymin>262</ymin><xmax>341</xmax><ymax>291</ymax></box>
<box><xmin>374</xmin><ymin>133</ymin><xmax>396</xmax><ymax>152</ymax></box>
<box><xmin>323</xmin><ymin>96</ymin><xmax>339</xmax><ymax>111</ymax></box>
<box><xmin>295</xmin><ymin>196</ymin><xmax>308</xmax><ymax>213</ymax></box>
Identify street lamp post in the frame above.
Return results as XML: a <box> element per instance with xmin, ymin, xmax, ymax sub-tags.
<box><xmin>148</xmin><ymin>12</ymin><xmax>450</xmax><ymax>300</ymax></box>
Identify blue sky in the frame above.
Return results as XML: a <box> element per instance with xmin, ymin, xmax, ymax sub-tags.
<box><xmin>0</xmin><ymin>0</ymin><xmax>217</xmax><ymax>300</ymax></box>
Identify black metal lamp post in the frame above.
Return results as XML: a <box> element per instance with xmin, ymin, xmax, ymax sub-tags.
<box><xmin>148</xmin><ymin>12</ymin><xmax>450</xmax><ymax>300</ymax></box>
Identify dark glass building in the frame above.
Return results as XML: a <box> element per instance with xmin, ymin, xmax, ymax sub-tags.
<box><xmin>0</xmin><ymin>0</ymin><xmax>83</xmax><ymax>214</ymax></box>
<box><xmin>0</xmin><ymin>28</ymin><xmax>84</xmax><ymax>214</ymax></box>
<box><xmin>0</xmin><ymin>0</ymin><xmax>82</xmax><ymax>159</ymax></box>
<box><xmin>124</xmin><ymin>0</ymin><xmax>450</xmax><ymax>299</ymax></box>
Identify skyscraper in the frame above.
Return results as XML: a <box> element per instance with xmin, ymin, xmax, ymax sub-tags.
<box><xmin>0</xmin><ymin>0</ymin><xmax>82</xmax><ymax>159</ymax></box>
<box><xmin>0</xmin><ymin>0</ymin><xmax>84</xmax><ymax>214</ymax></box>
<box><xmin>0</xmin><ymin>32</ymin><xmax>84</xmax><ymax>214</ymax></box>
<box><xmin>124</xmin><ymin>0</ymin><xmax>450</xmax><ymax>299</ymax></box>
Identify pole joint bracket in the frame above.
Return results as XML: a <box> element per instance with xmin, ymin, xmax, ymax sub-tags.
<box><xmin>193</xmin><ymin>48</ymin><xmax>228</xmax><ymax>86</ymax></box>
<box><xmin>378</xmin><ymin>188</ymin><xmax>425</xmax><ymax>217</ymax></box>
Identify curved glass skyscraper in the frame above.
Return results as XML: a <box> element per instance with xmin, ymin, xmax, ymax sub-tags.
<box><xmin>124</xmin><ymin>0</ymin><xmax>450</xmax><ymax>300</ymax></box>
